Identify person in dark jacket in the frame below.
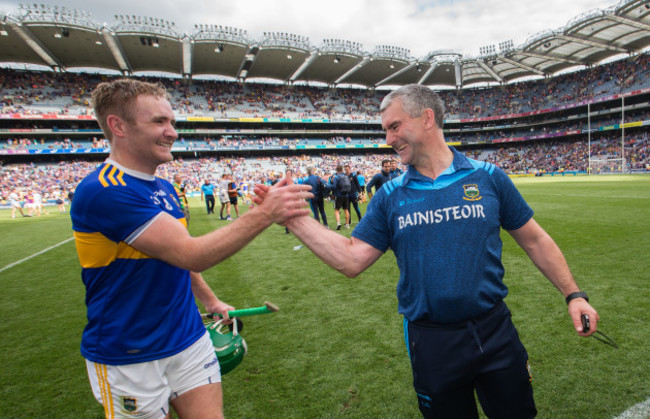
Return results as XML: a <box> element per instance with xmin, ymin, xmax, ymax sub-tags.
<box><xmin>345</xmin><ymin>164</ymin><xmax>362</xmax><ymax>222</ymax></box>
<box><xmin>303</xmin><ymin>166</ymin><xmax>329</xmax><ymax>227</ymax></box>
<box><xmin>365</xmin><ymin>160</ymin><xmax>391</xmax><ymax>198</ymax></box>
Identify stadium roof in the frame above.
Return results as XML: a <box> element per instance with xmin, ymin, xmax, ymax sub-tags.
<box><xmin>1</xmin><ymin>0</ymin><xmax>649</xmax><ymax>88</ymax></box>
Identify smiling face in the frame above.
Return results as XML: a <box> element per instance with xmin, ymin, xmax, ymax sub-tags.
<box><xmin>117</xmin><ymin>94</ymin><xmax>177</xmax><ymax>174</ymax></box>
<box><xmin>381</xmin><ymin>98</ymin><xmax>429</xmax><ymax>168</ymax></box>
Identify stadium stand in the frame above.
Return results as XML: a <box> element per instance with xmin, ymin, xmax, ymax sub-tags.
<box><xmin>1</xmin><ymin>52</ymin><xmax>649</xmax><ymax>208</ymax></box>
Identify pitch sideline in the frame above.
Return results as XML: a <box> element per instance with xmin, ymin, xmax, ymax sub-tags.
<box><xmin>614</xmin><ymin>397</ymin><xmax>650</xmax><ymax>419</ymax></box>
<box><xmin>0</xmin><ymin>237</ymin><xmax>74</xmax><ymax>274</ymax></box>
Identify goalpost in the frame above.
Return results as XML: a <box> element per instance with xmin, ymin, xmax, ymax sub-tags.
<box><xmin>589</xmin><ymin>157</ymin><xmax>626</xmax><ymax>174</ymax></box>
<box><xmin>587</xmin><ymin>100</ymin><xmax>627</xmax><ymax>175</ymax></box>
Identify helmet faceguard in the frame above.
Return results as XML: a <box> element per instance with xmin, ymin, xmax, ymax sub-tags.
<box><xmin>206</xmin><ymin>318</ymin><xmax>247</xmax><ymax>375</ymax></box>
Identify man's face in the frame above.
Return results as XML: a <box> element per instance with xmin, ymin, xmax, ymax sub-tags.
<box><xmin>381</xmin><ymin>98</ymin><xmax>427</xmax><ymax>168</ymax></box>
<box><xmin>391</xmin><ymin>161</ymin><xmax>398</xmax><ymax>171</ymax></box>
<box><xmin>344</xmin><ymin>166</ymin><xmax>351</xmax><ymax>175</ymax></box>
<box><xmin>119</xmin><ymin>95</ymin><xmax>177</xmax><ymax>173</ymax></box>
<box><xmin>381</xmin><ymin>162</ymin><xmax>391</xmax><ymax>174</ymax></box>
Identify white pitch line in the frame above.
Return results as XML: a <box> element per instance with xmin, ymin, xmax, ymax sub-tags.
<box><xmin>614</xmin><ymin>397</ymin><xmax>650</xmax><ymax>419</ymax></box>
<box><xmin>0</xmin><ymin>237</ymin><xmax>74</xmax><ymax>274</ymax></box>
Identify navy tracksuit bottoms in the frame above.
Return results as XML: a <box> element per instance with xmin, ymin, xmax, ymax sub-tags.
<box><xmin>404</xmin><ymin>301</ymin><xmax>537</xmax><ymax>419</ymax></box>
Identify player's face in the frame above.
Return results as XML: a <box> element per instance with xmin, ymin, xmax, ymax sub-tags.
<box><xmin>123</xmin><ymin>95</ymin><xmax>177</xmax><ymax>173</ymax></box>
<box><xmin>381</xmin><ymin>99</ymin><xmax>427</xmax><ymax>167</ymax></box>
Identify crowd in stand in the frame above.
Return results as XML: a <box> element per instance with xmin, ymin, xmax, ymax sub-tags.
<box><xmin>2</xmin><ymin>134</ymin><xmax>647</xmax><ymax>211</ymax></box>
<box><xmin>1</xmin><ymin>53</ymin><xmax>649</xmax><ymax>211</ymax></box>
<box><xmin>1</xmin><ymin>53</ymin><xmax>649</xmax><ymax>120</ymax></box>
<box><xmin>464</xmin><ymin>134</ymin><xmax>648</xmax><ymax>173</ymax></box>
<box><xmin>2</xmin><ymin>105</ymin><xmax>647</xmax><ymax>152</ymax></box>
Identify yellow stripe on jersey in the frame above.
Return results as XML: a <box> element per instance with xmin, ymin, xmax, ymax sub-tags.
<box><xmin>116</xmin><ymin>170</ymin><xmax>126</xmax><ymax>186</ymax></box>
<box><xmin>73</xmin><ymin>231</ymin><xmax>151</xmax><ymax>268</ymax></box>
<box><xmin>98</xmin><ymin>165</ymin><xmax>110</xmax><ymax>188</ymax></box>
<box><xmin>107</xmin><ymin>166</ymin><xmax>119</xmax><ymax>186</ymax></box>
<box><xmin>98</xmin><ymin>164</ymin><xmax>127</xmax><ymax>188</ymax></box>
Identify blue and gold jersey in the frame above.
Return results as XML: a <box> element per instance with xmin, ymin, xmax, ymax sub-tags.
<box><xmin>71</xmin><ymin>159</ymin><xmax>205</xmax><ymax>365</ymax></box>
<box><xmin>352</xmin><ymin>148</ymin><xmax>533</xmax><ymax>324</ymax></box>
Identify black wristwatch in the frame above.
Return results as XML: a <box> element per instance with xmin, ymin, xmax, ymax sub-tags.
<box><xmin>565</xmin><ymin>291</ymin><xmax>589</xmax><ymax>305</ymax></box>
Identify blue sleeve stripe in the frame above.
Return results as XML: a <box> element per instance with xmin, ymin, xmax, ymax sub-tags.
<box><xmin>403</xmin><ymin>318</ymin><xmax>412</xmax><ymax>361</ymax></box>
<box><xmin>383</xmin><ymin>177</ymin><xmax>402</xmax><ymax>197</ymax></box>
<box><xmin>469</xmin><ymin>159</ymin><xmax>496</xmax><ymax>175</ymax></box>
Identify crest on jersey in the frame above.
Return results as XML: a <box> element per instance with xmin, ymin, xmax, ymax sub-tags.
<box><xmin>123</xmin><ymin>397</ymin><xmax>137</xmax><ymax>412</ymax></box>
<box><xmin>463</xmin><ymin>184</ymin><xmax>482</xmax><ymax>201</ymax></box>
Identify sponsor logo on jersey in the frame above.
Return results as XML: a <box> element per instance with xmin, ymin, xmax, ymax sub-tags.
<box><xmin>397</xmin><ymin>204</ymin><xmax>485</xmax><ymax>230</ymax></box>
<box><xmin>151</xmin><ymin>189</ymin><xmax>175</xmax><ymax>210</ymax></box>
<box><xmin>462</xmin><ymin>184</ymin><xmax>481</xmax><ymax>201</ymax></box>
<box><xmin>398</xmin><ymin>197</ymin><xmax>425</xmax><ymax>207</ymax></box>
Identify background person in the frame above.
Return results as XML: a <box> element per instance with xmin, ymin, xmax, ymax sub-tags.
<box><xmin>356</xmin><ymin>171</ymin><xmax>367</xmax><ymax>203</ymax></box>
<box><xmin>9</xmin><ymin>190</ymin><xmax>26</xmax><ymax>218</ymax></box>
<box><xmin>303</xmin><ymin>166</ymin><xmax>328</xmax><ymax>227</ymax></box>
<box><xmin>365</xmin><ymin>159</ymin><xmax>391</xmax><ymax>198</ymax></box>
<box><xmin>388</xmin><ymin>159</ymin><xmax>403</xmax><ymax>179</ymax></box>
<box><xmin>331</xmin><ymin>164</ymin><xmax>351</xmax><ymax>230</ymax></box>
<box><xmin>280</xmin><ymin>84</ymin><xmax>600</xmax><ymax>419</ymax></box>
<box><xmin>172</xmin><ymin>174</ymin><xmax>190</xmax><ymax>224</ymax></box>
<box><xmin>71</xmin><ymin>78</ymin><xmax>312</xmax><ymax>419</ymax></box>
<box><xmin>344</xmin><ymin>164</ymin><xmax>362</xmax><ymax>223</ymax></box>
<box><xmin>54</xmin><ymin>188</ymin><xmax>66</xmax><ymax>213</ymax></box>
<box><xmin>200</xmin><ymin>179</ymin><xmax>216</xmax><ymax>215</ymax></box>
<box><xmin>227</xmin><ymin>174</ymin><xmax>240</xmax><ymax>220</ymax></box>
<box><xmin>218</xmin><ymin>173</ymin><xmax>230</xmax><ymax>220</ymax></box>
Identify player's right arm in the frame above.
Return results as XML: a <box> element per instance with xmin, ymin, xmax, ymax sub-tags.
<box><xmin>132</xmin><ymin>179</ymin><xmax>312</xmax><ymax>272</ymax></box>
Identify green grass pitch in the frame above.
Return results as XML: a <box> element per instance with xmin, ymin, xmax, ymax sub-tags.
<box><xmin>0</xmin><ymin>175</ymin><xmax>648</xmax><ymax>418</ymax></box>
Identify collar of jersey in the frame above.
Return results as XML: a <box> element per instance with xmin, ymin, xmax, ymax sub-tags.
<box><xmin>104</xmin><ymin>158</ymin><xmax>156</xmax><ymax>181</ymax></box>
<box><xmin>392</xmin><ymin>147</ymin><xmax>474</xmax><ymax>191</ymax></box>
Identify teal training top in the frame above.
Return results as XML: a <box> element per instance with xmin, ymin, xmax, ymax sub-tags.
<box><xmin>352</xmin><ymin>148</ymin><xmax>533</xmax><ymax>323</ymax></box>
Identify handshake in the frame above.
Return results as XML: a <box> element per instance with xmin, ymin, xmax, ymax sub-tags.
<box><xmin>249</xmin><ymin>174</ymin><xmax>313</xmax><ymax>226</ymax></box>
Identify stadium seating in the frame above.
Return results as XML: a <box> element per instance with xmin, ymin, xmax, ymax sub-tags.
<box><xmin>1</xmin><ymin>53</ymin><xmax>649</xmax><ymax>206</ymax></box>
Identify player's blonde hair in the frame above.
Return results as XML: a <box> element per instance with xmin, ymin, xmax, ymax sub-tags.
<box><xmin>91</xmin><ymin>79</ymin><xmax>170</xmax><ymax>141</ymax></box>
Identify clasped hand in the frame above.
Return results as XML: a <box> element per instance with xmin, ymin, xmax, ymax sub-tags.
<box><xmin>252</xmin><ymin>176</ymin><xmax>313</xmax><ymax>225</ymax></box>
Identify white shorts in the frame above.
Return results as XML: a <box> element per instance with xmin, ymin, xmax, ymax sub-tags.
<box><xmin>86</xmin><ymin>332</ymin><xmax>220</xmax><ymax>418</ymax></box>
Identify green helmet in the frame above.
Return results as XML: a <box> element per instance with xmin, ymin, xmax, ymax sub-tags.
<box><xmin>206</xmin><ymin>319</ymin><xmax>247</xmax><ymax>375</ymax></box>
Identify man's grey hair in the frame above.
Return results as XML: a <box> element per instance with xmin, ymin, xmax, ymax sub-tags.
<box><xmin>306</xmin><ymin>166</ymin><xmax>315</xmax><ymax>175</ymax></box>
<box><xmin>379</xmin><ymin>84</ymin><xmax>445</xmax><ymax>129</ymax></box>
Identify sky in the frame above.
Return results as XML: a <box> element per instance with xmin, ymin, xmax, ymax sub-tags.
<box><xmin>0</xmin><ymin>0</ymin><xmax>618</xmax><ymax>57</ymax></box>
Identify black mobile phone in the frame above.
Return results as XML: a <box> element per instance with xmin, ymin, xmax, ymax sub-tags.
<box><xmin>581</xmin><ymin>314</ymin><xmax>590</xmax><ymax>332</ymax></box>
